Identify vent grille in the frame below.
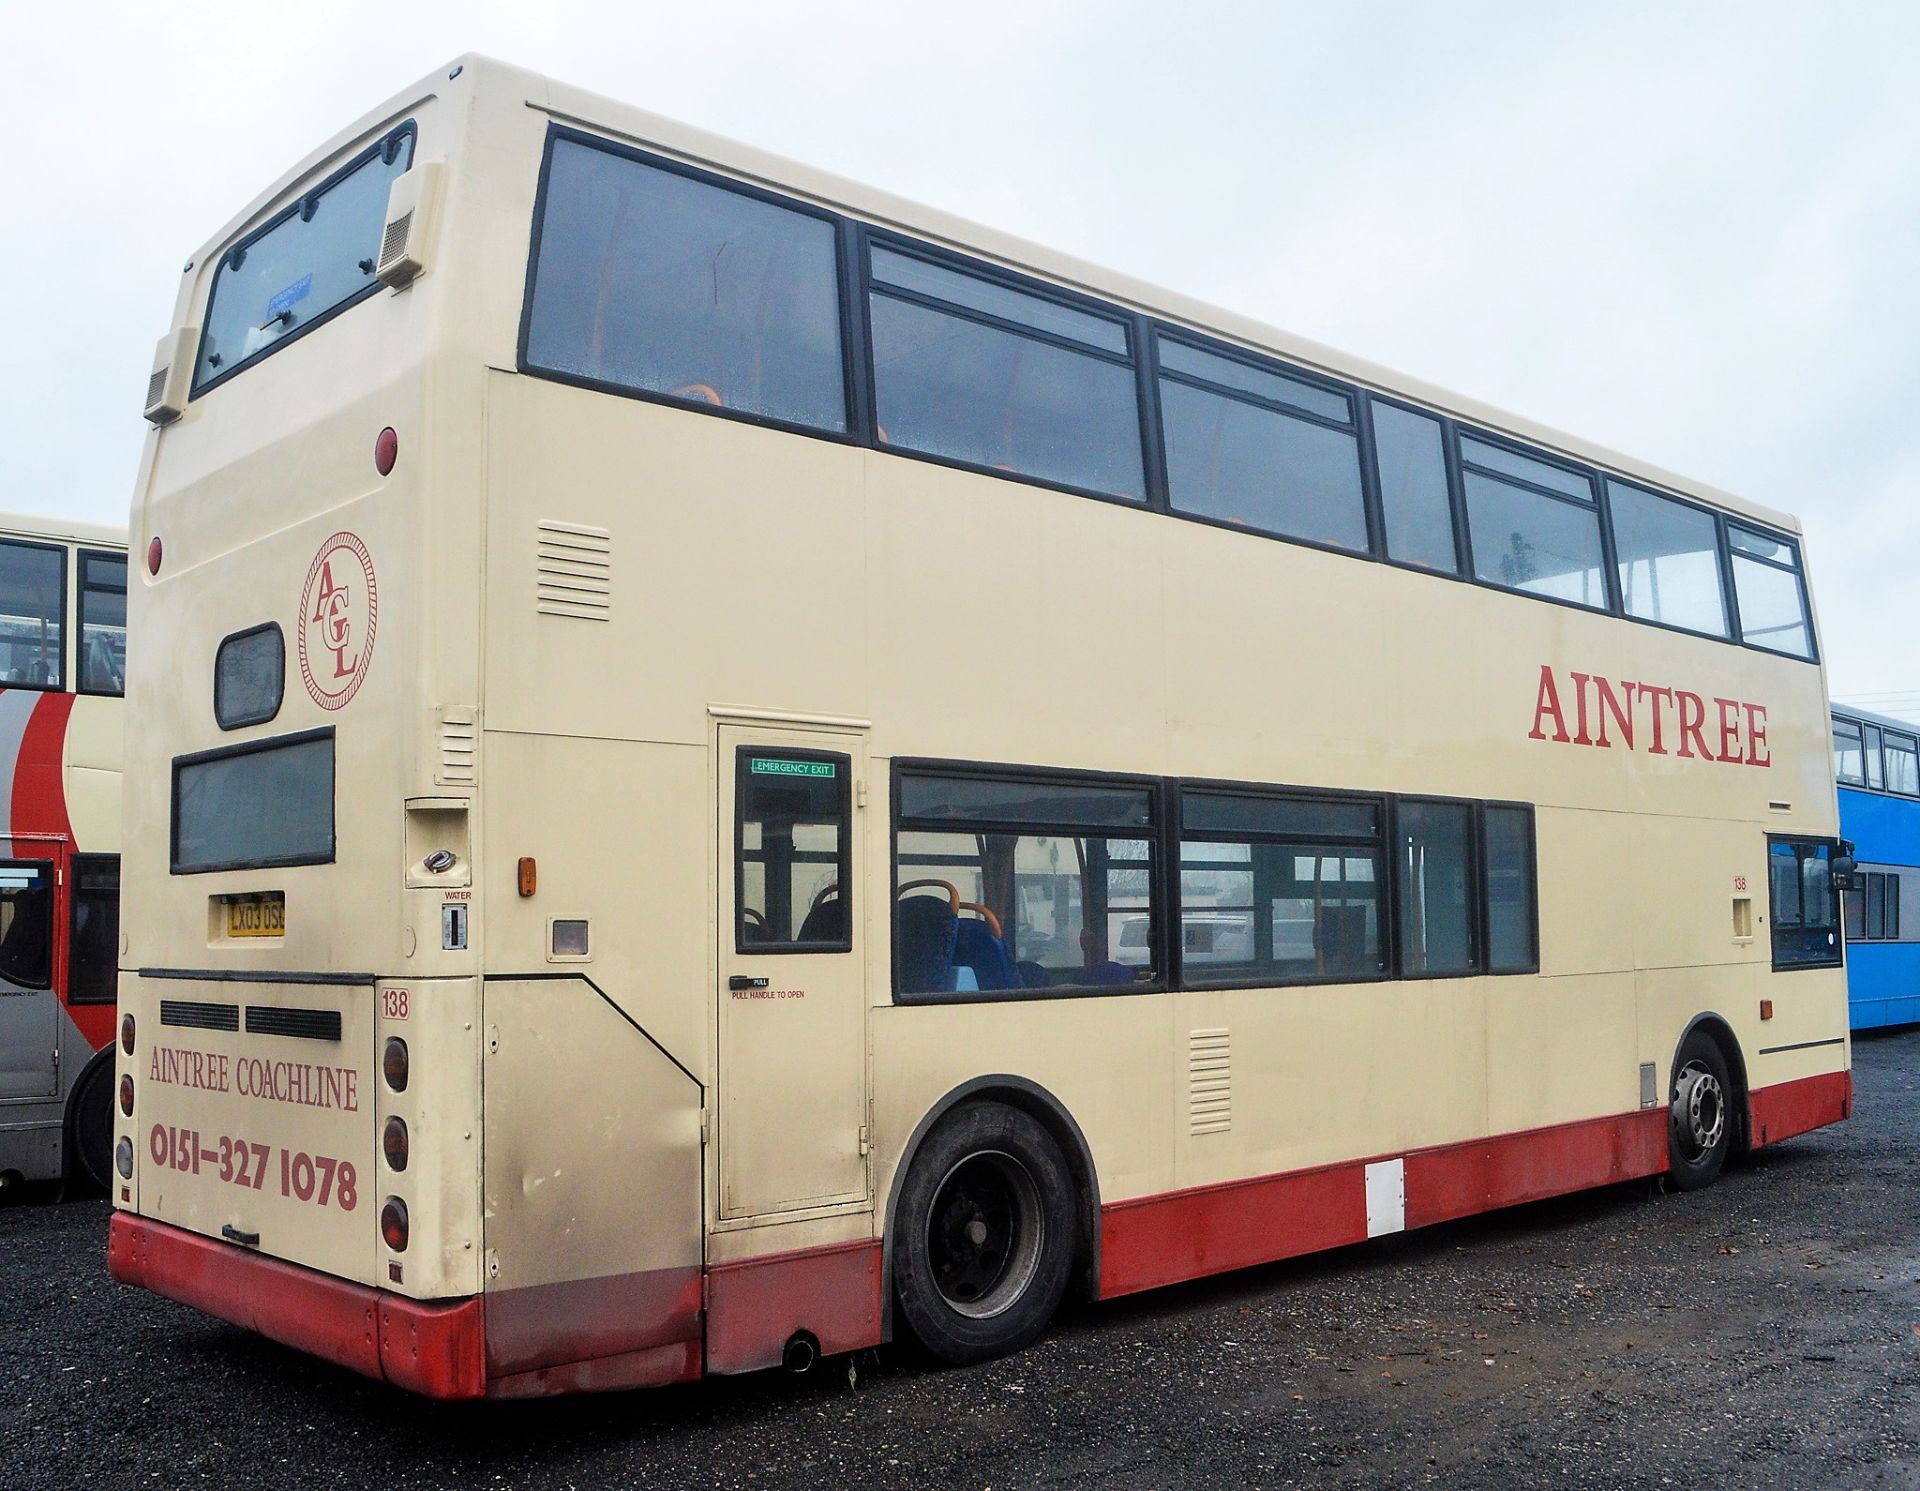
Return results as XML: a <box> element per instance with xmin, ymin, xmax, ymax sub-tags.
<box><xmin>1188</xmin><ymin>1027</ymin><xmax>1231</xmax><ymax>1135</ymax></box>
<box><xmin>536</xmin><ymin>521</ymin><xmax>611</xmax><ymax>620</ymax></box>
<box><xmin>438</xmin><ymin>708</ymin><xmax>476</xmax><ymax>785</ymax></box>
<box><xmin>160</xmin><ymin>999</ymin><xmax>239</xmax><ymax>1032</ymax></box>
<box><xmin>145</xmin><ymin>367</ymin><xmax>170</xmax><ymax>412</ymax></box>
<box><xmin>379</xmin><ymin>211</ymin><xmax>413</xmax><ymax>271</ymax></box>
<box><xmin>244</xmin><ymin>1006</ymin><xmax>342</xmax><ymax>1042</ymax></box>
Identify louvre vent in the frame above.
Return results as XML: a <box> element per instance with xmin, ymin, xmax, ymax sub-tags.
<box><xmin>1188</xmin><ymin>1027</ymin><xmax>1231</xmax><ymax>1135</ymax></box>
<box><xmin>379</xmin><ymin>211</ymin><xmax>413</xmax><ymax>272</ymax></box>
<box><xmin>536</xmin><ymin>520</ymin><xmax>611</xmax><ymax>620</ymax></box>
<box><xmin>160</xmin><ymin>999</ymin><xmax>239</xmax><ymax>1032</ymax></box>
<box><xmin>438</xmin><ymin>708</ymin><xmax>476</xmax><ymax>785</ymax></box>
<box><xmin>245</xmin><ymin>1006</ymin><xmax>342</xmax><ymax>1042</ymax></box>
<box><xmin>145</xmin><ymin>367</ymin><xmax>170</xmax><ymax>412</ymax></box>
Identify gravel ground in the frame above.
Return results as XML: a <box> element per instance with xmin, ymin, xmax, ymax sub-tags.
<box><xmin>5</xmin><ymin>1032</ymin><xmax>1917</xmax><ymax>1490</ymax></box>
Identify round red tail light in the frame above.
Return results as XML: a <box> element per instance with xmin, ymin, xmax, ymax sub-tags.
<box><xmin>382</xmin><ymin>1037</ymin><xmax>409</xmax><ymax>1092</ymax></box>
<box><xmin>383</xmin><ymin>1116</ymin><xmax>409</xmax><ymax>1172</ymax></box>
<box><xmin>121</xmin><ymin>1013</ymin><xmax>135</xmax><ymax>1055</ymax></box>
<box><xmin>118</xmin><ymin>1075</ymin><xmax>134</xmax><ymax>1116</ymax></box>
<box><xmin>380</xmin><ymin>1196</ymin><xmax>410</xmax><ymax>1252</ymax></box>
<box><xmin>374</xmin><ymin>426</ymin><xmax>398</xmax><ymax>476</ymax></box>
<box><xmin>147</xmin><ymin>536</ymin><xmax>162</xmax><ymax>575</ymax></box>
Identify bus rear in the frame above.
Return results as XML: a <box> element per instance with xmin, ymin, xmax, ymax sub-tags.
<box><xmin>110</xmin><ymin>64</ymin><xmax>493</xmax><ymax>1394</ymax></box>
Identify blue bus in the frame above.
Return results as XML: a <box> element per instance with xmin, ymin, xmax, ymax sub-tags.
<box><xmin>1832</xmin><ymin>707</ymin><xmax>1920</xmax><ymax>1028</ymax></box>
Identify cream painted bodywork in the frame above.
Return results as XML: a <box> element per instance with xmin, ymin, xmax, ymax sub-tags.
<box><xmin>118</xmin><ymin>57</ymin><xmax>1844</xmax><ymax>1314</ymax></box>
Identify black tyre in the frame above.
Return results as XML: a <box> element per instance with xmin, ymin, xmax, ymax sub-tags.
<box><xmin>65</xmin><ymin>1050</ymin><xmax>115</xmax><ymax>1192</ymax></box>
<box><xmin>1668</xmin><ymin>1029</ymin><xmax>1734</xmax><ymax>1191</ymax></box>
<box><xmin>892</xmin><ymin>1103</ymin><xmax>1076</xmax><ymax>1366</ymax></box>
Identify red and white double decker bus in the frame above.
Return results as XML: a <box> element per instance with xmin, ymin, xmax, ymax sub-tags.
<box><xmin>0</xmin><ymin>514</ymin><xmax>125</xmax><ymax>1192</ymax></box>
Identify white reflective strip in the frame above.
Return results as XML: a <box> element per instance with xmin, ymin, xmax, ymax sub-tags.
<box><xmin>0</xmin><ymin>689</ymin><xmax>39</xmax><ymax>849</ymax></box>
<box><xmin>1364</xmin><ymin>1157</ymin><xmax>1406</xmax><ymax>1238</ymax></box>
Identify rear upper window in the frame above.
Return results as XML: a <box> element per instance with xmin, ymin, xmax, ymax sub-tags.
<box><xmin>173</xmin><ymin>730</ymin><xmax>334</xmax><ymax>873</ymax></box>
<box><xmin>523</xmin><ymin>136</ymin><xmax>847</xmax><ymax>432</ymax></box>
<box><xmin>194</xmin><ymin>123</ymin><xmax>416</xmax><ymax>395</ymax></box>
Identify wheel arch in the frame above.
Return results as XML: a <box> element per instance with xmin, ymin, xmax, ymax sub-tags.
<box><xmin>1675</xmin><ymin>1011</ymin><xmax>1751</xmax><ymax>1152</ymax></box>
<box><xmin>63</xmin><ymin>1041</ymin><xmax>118</xmax><ymax>1186</ymax></box>
<box><xmin>880</xmin><ymin>1075</ymin><xmax>1102</xmax><ymax>1340</ymax></box>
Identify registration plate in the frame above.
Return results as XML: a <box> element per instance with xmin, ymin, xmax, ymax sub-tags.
<box><xmin>224</xmin><ymin>893</ymin><xmax>285</xmax><ymax>938</ymax></box>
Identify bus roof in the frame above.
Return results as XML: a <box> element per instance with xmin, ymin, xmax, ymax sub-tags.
<box><xmin>0</xmin><ymin>511</ymin><xmax>126</xmax><ymax>549</ymax></box>
<box><xmin>180</xmin><ymin>53</ymin><xmax>1803</xmax><ymax>538</ymax></box>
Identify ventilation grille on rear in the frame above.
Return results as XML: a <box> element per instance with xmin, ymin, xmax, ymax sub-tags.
<box><xmin>379</xmin><ymin>212</ymin><xmax>413</xmax><ymax>270</ymax></box>
<box><xmin>1188</xmin><ymin>1027</ymin><xmax>1231</xmax><ymax>1135</ymax></box>
<box><xmin>536</xmin><ymin>521</ymin><xmax>612</xmax><ymax>620</ymax></box>
<box><xmin>160</xmin><ymin>999</ymin><xmax>239</xmax><ymax>1032</ymax></box>
<box><xmin>145</xmin><ymin>367</ymin><xmax>170</xmax><ymax>412</ymax></box>
<box><xmin>438</xmin><ymin>708</ymin><xmax>476</xmax><ymax>785</ymax></box>
<box><xmin>244</xmin><ymin>1006</ymin><xmax>342</xmax><ymax>1042</ymax></box>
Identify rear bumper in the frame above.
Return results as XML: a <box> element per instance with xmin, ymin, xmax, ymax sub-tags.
<box><xmin>108</xmin><ymin>1213</ymin><xmax>488</xmax><ymax>1399</ymax></box>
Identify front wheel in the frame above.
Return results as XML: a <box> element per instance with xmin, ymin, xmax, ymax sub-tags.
<box><xmin>892</xmin><ymin>1103</ymin><xmax>1076</xmax><ymax>1366</ymax></box>
<box><xmin>66</xmin><ymin>1049</ymin><xmax>116</xmax><ymax>1192</ymax></box>
<box><xmin>1668</xmin><ymin>1031</ymin><xmax>1734</xmax><ymax>1191</ymax></box>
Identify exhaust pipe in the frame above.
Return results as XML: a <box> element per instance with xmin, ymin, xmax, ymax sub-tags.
<box><xmin>782</xmin><ymin>1331</ymin><xmax>819</xmax><ymax>1375</ymax></box>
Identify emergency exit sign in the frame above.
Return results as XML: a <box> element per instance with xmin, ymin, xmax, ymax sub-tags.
<box><xmin>749</xmin><ymin>757</ymin><xmax>835</xmax><ymax>778</ymax></box>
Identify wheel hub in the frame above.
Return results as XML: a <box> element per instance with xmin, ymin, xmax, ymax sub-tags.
<box><xmin>1671</xmin><ymin>1061</ymin><xmax>1726</xmax><ymax>1160</ymax></box>
<box><xmin>927</xmin><ymin>1150</ymin><xmax>1045</xmax><ymax>1320</ymax></box>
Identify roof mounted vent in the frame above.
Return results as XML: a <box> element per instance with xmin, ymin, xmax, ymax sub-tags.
<box><xmin>143</xmin><ymin>326</ymin><xmax>197</xmax><ymax>424</ymax></box>
<box><xmin>376</xmin><ymin>160</ymin><xmax>444</xmax><ymax>289</ymax></box>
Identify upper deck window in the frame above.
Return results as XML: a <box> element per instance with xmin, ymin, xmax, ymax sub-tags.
<box><xmin>1832</xmin><ymin>718</ymin><xmax>1865</xmax><ymax>786</ymax></box>
<box><xmin>195</xmin><ymin>125</ymin><xmax>415</xmax><ymax>395</ymax></box>
<box><xmin>1727</xmin><ymin>524</ymin><xmax>1813</xmax><ymax>659</ymax></box>
<box><xmin>1371</xmin><ymin>402</ymin><xmax>1459</xmax><ymax>574</ymax></box>
<box><xmin>524</xmin><ymin>138</ymin><xmax>847</xmax><ymax>432</ymax></box>
<box><xmin>77</xmin><ymin>550</ymin><xmax>126</xmax><ymax>696</ymax></box>
<box><xmin>0</xmin><ymin>540</ymin><xmax>63</xmax><ymax>690</ymax></box>
<box><xmin>1607</xmin><ymin>481</ymin><xmax>1729</xmax><ymax>639</ymax></box>
<box><xmin>1460</xmin><ymin>438</ymin><xmax>1607</xmax><ymax>611</ymax></box>
<box><xmin>1886</xmin><ymin>731</ymin><xmax>1920</xmax><ymax>796</ymax></box>
<box><xmin>868</xmin><ymin>246</ymin><xmax>1145</xmax><ymax>500</ymax></box>
<box><xmin>1158</xmin><ymin>337</ymin><xmax>1367</xmax><ymax>552</ymax></box>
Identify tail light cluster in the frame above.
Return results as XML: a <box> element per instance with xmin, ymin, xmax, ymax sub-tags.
<box><xmin>117</xmin><ymin>1014</ymin><xmax>137</xmax><ymax>1179</ymax></box>
<box><xmin>381</xmin><ymin>1034</ymin><xmax>409</xmax><ymax>1253</ymax></box>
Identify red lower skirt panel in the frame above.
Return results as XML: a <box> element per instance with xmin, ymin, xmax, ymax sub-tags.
<box><xmin>107</xmin><ymin>1213</ymin><xmax>485</xmax><ymax>1398</ymax></box>
<box><xmin>1748</xmin><ymin>1068</ymin><xmax>1852</xmax><ymax>1148</ymax></box>
<box><xmin>705</xmin><ymin>1238</ymin><xmax>884</xmax><ymax>1376</ymax></box>
<box><xmin>1099</xmin><ymin>1068</ymin><xmax>1847</xmax><ymax>1300</ymax></box>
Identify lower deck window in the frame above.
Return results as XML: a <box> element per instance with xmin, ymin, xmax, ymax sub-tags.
<box><xmin>1846</xmin><ymin>870</ymin><xmax>1904</xmax><ymax>943</ymax></box>
<box><xmin>0</xmin><ymin>861</ymin><xmax>52</xmax><ymax>989</ymax></box>
<box><xmin>1768</xmin><ymin>836</ymin><xmax>1841</xmax><ymax>967</ymax></box>
<box><xmin>172</xmin><ymin>730</ymin><xmax>334</xmax><ymax>873</ymax></box>
<box><xmin>68</xmin><ymin>855</ymin><xmax>119</xmax><ymax>1004</ymax></box>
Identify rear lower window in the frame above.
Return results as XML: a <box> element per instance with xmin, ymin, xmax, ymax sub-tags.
<box><xmin>173</xmin><ymin>730</ymin><xmax>334</xmax><ymax>873</ymax></box>
<box><xmin>194</xmin><ymin>123</ymin><xmax>415</xmax><ymax>394</ymax></box>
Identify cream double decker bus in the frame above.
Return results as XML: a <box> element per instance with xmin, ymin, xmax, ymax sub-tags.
<box><xmin>110</xmin><ymin>57</ymin><xmax>1850</xmax><ymax>1398</ymax></box>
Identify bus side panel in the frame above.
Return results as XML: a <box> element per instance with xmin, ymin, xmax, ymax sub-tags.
<box><xmin>480</xmin><ymin>977</ymin><xmax>703</xmax><ymax>1383</ymax></box>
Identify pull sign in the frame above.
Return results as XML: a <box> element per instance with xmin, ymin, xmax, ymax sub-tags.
<box><xmin>729</xmin><ymin>975</ymin><xmax>769</xmax><ymax>991</ymax></box>
<box><xmin>442</xmin><ymin>903</ymin><xmax>469</xmax><ymax>951</ymax></box>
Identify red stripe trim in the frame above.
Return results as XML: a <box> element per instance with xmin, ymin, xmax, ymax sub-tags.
<box><xmin>705</xmin><ymin>1238</ymin><xmax>884</xmax><ymax>1375</ymax></box>
<box><xmin>11</xmin><ymin>690</ymin><xmax>73</xmax><ymax>844</ymax></box>
<box><xmin>1748</xmin><ymin>1069</ymin><xmax>1851</xmax><ymax>1149</ymax></box>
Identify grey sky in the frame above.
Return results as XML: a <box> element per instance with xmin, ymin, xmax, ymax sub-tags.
<box><xmin>6</xmin><ymin>2</ymin><xmax>1915</xmax><ymax>717</ymax></box>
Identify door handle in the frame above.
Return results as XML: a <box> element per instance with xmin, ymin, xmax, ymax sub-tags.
<box><xmin>728</xmin><ymin>976</ymin><xmax>769</xmax><ymax>991</ymax></box>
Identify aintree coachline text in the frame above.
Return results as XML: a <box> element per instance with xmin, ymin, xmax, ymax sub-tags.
<box><xmin>147</xmin><ymin>1044</ymin><xmax>359</xmax><ymax>1112</ymax></box>
<box><xmin>1529</xmin><ymin>665</ymin><xmax>1769</xmax><ymax>766</ymax></box>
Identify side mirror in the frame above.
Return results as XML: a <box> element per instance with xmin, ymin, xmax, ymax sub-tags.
<box><xmin>1831</xmin><ymin>854</ymin><xmax>1859</xmax><ymax>892</ymax></box>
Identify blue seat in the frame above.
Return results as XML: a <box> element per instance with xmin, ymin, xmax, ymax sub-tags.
<box><xmin>896</xmin><ymin>895</ymin><xmax>958</xmax><ymax>995</ymax></box>
<box><xmin>1085</xmin><ymin>961</ymin><xmax>1135</xmax><ymax>987</ymax></box>
<box><xmin>952</xmin><ymin>917</ymin><xmax>1017</xmax><ymax>992</ymax></box>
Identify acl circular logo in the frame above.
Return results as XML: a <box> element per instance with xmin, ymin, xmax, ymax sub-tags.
<box><xmin>298</xmin><ymin>532</ymin><xmax>378</xmax><ymax>710</ymax></box>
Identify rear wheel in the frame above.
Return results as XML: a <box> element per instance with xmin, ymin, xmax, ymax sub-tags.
<box><xmin>892</xmin><ymin>1103</ymin><xmax>1075</xmax><ymax>1365</ymax></box>
<box><xmin>1668</xmin><ymin>1030</ymin><xmax>1734</xmax><ymax>1191</ymax></box>
<box><xmin>65</xmin><ymin>1050</ymin><xmax>115</xmax><ymax>1192</ymax></box>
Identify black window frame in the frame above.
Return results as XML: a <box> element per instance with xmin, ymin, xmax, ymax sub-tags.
<box><xmin>1765</xmin><ymin>833</ymin><xmax>1843</xmax><ymax>971</ymax></box>
<box><xmin>1172</xmin><ymin>779</ymin><xmax>1390</xmax><ymax>992</ymax></box>
<box><xmin>0</xmin><ymin>538</ymin><xmax>68</xmax><ymax>694</ymax></box>
<box><xmin>734</xmin><ymin>746</ymin><xmax>854</xmax><ymax>955</ymax></box>
<box><xmin>1391</xmin><ymin>794</ymin><xmax>1485</xmax><ymax>979</ymax></box>
<box><xmin>864</xmin><ymin>231</ymin><xmax>1152</xmax><ymax>509</ymax></box>
<box><xmin>510</xmin><ymin>122</ymin><xmax>1820</xmax><ymax>668</ymax></box>
<box><xmin>192</xmin><ymin>121</ymin><xmax>417</xmax><ymax>401</ymax></box>
<box><xmin>1832</xmin><ymin>716</ymin><xmax>1867</xmax><ymax>787</ymax></box>
<box><xmin>891</xmin><ymin>758</ymin><xmax>1167</xmax><ymax>1006</ymax></box>
<box><xmin>517</xmin><ymin>126</ymin><xmax>859</xmax><ymax>444</ymax></box>
<box><xmin>1883</xmin><ymin>731</ymin><xmax>1920</xmax><ymax>799</ymax></box>
<box><xmin>1480</xmin><ymin>801</ymin><xmax>1540</xmax><ymax>975</ymax></box>
<box><xmin>66</xmin><ymin>852</ymin><xmax>120</xmax><ymax>1006</ymax></box>
<box><xmin>1726</xmin><ymin>522</ymin><xmax>1817</xmax><ymax>662</ymax></box>
<box><xmin>74</xmin><ymin>547</ymin><xmax>127</xmax><ymax>699</ymax></box>
<box><xmin>213</xmin><ymin>621</ymin><xmax>286</xmax><ymax>731</ymax></box>
<box><xmin>170</xmin><ymin>726</ymin><xmax>336</xmax><ymax>875</ymax></box>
